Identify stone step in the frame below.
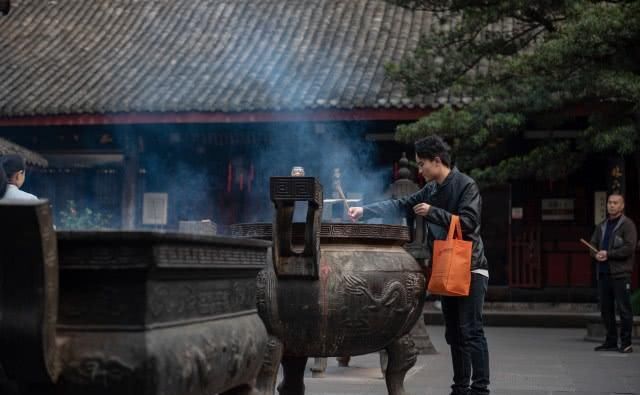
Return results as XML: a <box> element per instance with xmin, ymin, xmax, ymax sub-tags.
<box><xmin>424</xmin><ymin>301</ymin><xmax>600</xmax><ymax>327</ymax></box>
<box><xmin>584</xmin><ymin>314</ymin><xmax>640</xmax><ymax>345</ymax></box>
<box><xmin>424</xmin><ymin>308</ymin><xmax>598</xmax><ymax>328</ymax></box>
<box><xmin>485</xmin><ymin>286</ymin><xmax>598</xmax><ymax>303</ymax></box>
<box><xmin>482</xmin><ymin>301</ymin><xmax>599</xmax><ymax>312</ymax></box>
<box><xmin>424</xmin><ymin>304</ymin><xmax>640</xmax><ymax>345</ymax></box>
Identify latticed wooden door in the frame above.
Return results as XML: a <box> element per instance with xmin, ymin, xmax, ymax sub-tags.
<box><xmin>508</xmin><ymin>226</ymin><xmax>541</xmax><ymax>288</ymax></box>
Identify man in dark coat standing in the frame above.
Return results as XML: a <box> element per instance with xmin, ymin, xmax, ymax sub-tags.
<box><xmin>349</xmin><ymin>135</ymin><xmax>490</xmax><ymax>395</ymax></box>
<box><xmin>590</xmin><ymin>193</ymin><xmax>637</xmax><ymax>353</ymax></box>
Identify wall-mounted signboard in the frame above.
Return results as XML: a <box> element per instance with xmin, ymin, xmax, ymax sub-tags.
<box><xmin>594</xmin><ymin>191</ymin><xmax>607</xmax><ymax>225</ymax></box>
<box><xmin>541</xmin><ymin>198</ymin><xmax>574</xmax><ymax>221</ymax></box>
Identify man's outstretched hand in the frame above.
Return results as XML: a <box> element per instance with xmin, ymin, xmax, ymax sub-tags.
<box><xmin>348</xmin><ymin>207</ymin><xmax>363</xmax><ymax>222</ymax></box>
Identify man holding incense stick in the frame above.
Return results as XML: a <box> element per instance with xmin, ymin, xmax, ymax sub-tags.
<box><xmin>349</xmin><ymin>135</ymin><xmax>490</xmax><ymax>395</ymax></box>
<box><xmin>589</xmin><ymin>193</ymin><xmax>637</xmax><ymax>353</ymax></box>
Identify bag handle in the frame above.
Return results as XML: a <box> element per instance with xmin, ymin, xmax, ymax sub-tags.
<box><xmin>446</xmin><ymin>215</ymin><xmax>464</xmax><ymax>240</ymax></box>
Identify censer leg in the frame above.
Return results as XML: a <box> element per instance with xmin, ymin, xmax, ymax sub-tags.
<box><xmin>254</xmin><ymin>336</ymin><xmax>284</xmax><ymax>395</ymax></box>
<box><xmin>336</xmin><ymin>356</ymin><xmax>351</xmax><ymax>367</ymax></box>
<box><xmin>379</xmin><ymin>349</ymin><xmax>388</xmax><ymax>376</ymax></box>
<box><xmin>277</xmin><ymin>355</ymin><xmax>307</xmax><ymax>395</ymax></box>
<box><xmin>384</xmin><ymin>335</ymin><xmax>418</xmax><ymax>395</ymax></box>
<box><xmin>310</xmin><ymin>357</ymin><xmax>327</xmax><ymax>377</ymax></box>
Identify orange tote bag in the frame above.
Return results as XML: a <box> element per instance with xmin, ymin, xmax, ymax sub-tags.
<box><xmin>427</xmin><ymin>215</ymin><xmax>472</xmax><ymax>296</ymax></box>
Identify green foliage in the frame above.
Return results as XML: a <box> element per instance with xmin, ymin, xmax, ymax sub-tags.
<box><xmin>387</xmin><ymin>0</ymin><xmax>640</xmax><ymax>185</ymax></box>
<box><xmin>58</xmin><ymin>200</ymin><xmax>112</xmax><ymax>230</ymax></box>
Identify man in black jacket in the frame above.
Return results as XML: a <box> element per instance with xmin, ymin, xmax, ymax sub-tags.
<box><xmin>349</xmin><ymin>135</ymin><xmax>490</xmax><ymax>395</ymax></box>
<box><xmin>590</xmin><ymin>193</ymin><xmax>637</xmax><ymax>353</ymax></box>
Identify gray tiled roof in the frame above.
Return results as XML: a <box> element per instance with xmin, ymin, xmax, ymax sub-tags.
<box><xmin>0</xmin><ymin>0</ymin><xmax>464</xmax><ymax>117</ymax></box>
<box><xmin>0</xmin><ymin>137</ymin><xmax>48</xmax><ymax>166</ymax></box>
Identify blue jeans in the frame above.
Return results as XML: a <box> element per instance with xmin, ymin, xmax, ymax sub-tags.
<box><xmin>442</xmin><ymin>273</ymin><xmax>490</xmax><ymax>395</ymax></box>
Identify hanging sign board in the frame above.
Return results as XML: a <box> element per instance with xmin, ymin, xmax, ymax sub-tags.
<box><xmin>594</xmin><ymin>191</ymin><xmax>607</xmax><ymax>225</ymax></box>
<box><xmin>541</xmin><ymin>198</ymin><xmax>574</xmax><ymax>221</ymax></box>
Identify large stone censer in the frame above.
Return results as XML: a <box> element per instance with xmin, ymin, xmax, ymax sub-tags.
<box><xmin>0</xmin><ymin>201</ymin><xmax>270</xmax><ymax>395</ymax></box>
<box><xmin>231</xmin><ymin>177</ymin><xmax>426</xmax><ymax>395</ymax></box>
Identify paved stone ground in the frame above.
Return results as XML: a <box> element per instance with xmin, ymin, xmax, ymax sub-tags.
<box><xmin>291</xmin><ymin>326</ymin><xmax>639</xmax><ymax>395</ymax></box>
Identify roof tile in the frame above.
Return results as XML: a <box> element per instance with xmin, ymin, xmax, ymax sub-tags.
<box><xmin>0</xmin><ymin>0</ymin><xmax>461</xmax><ymax>117</ymax></box>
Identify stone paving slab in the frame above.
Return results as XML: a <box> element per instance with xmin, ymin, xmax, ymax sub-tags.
<box><xmin>294</xmin><ymin>326</ymin><xmax>639</xmax><ymax>395</ymax></box>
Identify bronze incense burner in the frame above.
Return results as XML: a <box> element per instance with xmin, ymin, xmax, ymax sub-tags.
<box><xmin>0</xmin><ymin>202</ymin><xmax>271</xmax><ymax>395</ymax></box>
<box><xmin>231</xmin><ymin>177</ymin><xmax>426</xmax><ymax>395</ymax></box>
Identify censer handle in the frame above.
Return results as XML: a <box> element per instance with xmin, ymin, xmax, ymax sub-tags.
<box><xmin>270</xmin><ymin>177</ymin><xmax>323</xmax><ymax>279</ymax></box>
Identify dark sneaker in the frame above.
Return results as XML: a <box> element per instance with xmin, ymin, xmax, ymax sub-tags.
<box><xmin>594</xmin><ymin>343</ymin><xmax>618</xmax><ymax>351</ymax></box>
<box><xmin>619</xmin><ymin>344</ymin><xmax>633</xmax><ymax>353</ymax></box>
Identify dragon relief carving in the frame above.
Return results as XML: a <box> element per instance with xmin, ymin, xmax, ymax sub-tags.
<box><xmin>181</xmin><ymin>344</ymin><xmax>212</xmax><ymax>392</ymax></box>
<box><xmin>179</xmin><ymin>333</ymin><xmax>250</xmax><ymax>392</ymax></box>
<box><xmin>62</xmin><ymin>354</ymin><xmax>135</xmax><ymax>386</ymax></box>
<box><xmin>342</xmin><ymin>275</ymin><xmax>412</xmax><ymax>314</ymax></box>
<box><xmin>338</xmin><ymin>273</ymin><xmax>424</xmax><ymax>334</ymax></box>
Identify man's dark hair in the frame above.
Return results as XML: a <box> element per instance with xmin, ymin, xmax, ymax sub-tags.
<box><xmin>608</xmin><ymin>192</ymin><xmax>625</xmax><ymax>203</ymax></box>
<box><xmin>1</xmin><ymin>154</ymin><xmax>26</xmax><ymax>179</ymax></box>
<box><xmin>414</xmin><ymin>135</ymin><xmax>451</xmax><ymax>167</ymax></box>
<box><xmin>0</xmin><ymin>155</ymin><xmax>26</xmax><ymax>198</ymax></box>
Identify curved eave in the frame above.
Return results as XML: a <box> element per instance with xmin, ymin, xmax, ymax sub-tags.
<box><xmin>0</xmin><ymin>136</ymin><xmax>48</xmax><ymax>167</ymax></box>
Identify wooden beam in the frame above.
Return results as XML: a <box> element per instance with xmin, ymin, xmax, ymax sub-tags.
<box><xmin>0</xmin><ymin>108</ymin><xmax>433</xmax><ymax>126</ymax></box>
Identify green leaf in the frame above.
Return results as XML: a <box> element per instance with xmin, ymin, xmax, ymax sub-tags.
<box><xmin>387</xmin><ymin>0</ymin><xmax>640</xmax><ymax>185</ymax></box>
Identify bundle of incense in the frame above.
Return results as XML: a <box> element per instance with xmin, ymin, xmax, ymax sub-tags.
<box><xmin>579</xmin><ymin>238</ymin><xmax>599</xmax><ymax>254</ymax></box>
<box><xmin>335</xmin><ymin>183</ymin><xmax>350</xmax><ymax>212</ymax></box>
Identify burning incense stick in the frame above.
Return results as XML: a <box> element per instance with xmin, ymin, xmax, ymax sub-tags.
<box><xmin>332</xmin><ymin>167</ymin><xmax>351</xmax><ymax>214</ymax></box>
<box><xmin>335</xmin><ymin>183</ymin><xmax>350</xmax><ymax>212</ymax></box>
<box><xmin>579</xmin><ymin>238</ymin><xmax>599</xmax><ymax>254</ymax></box>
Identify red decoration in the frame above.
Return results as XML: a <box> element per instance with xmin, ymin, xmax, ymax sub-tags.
<box><xmin>248</xmin><ymin>164</ymin><xmax>255</xmax><ymax>192</ymax></box>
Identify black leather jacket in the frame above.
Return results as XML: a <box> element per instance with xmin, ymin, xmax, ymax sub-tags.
<box><xmin>363</xmin><ymin>167</ymin><xmax>488</xmax><ymax>271</ymax></box>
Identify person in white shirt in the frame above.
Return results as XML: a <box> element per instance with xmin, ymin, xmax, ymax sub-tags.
<box><xmin>0</xmin><ymin>154</ymin><xmax>38</xmax><ymax>202</ymax></box>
